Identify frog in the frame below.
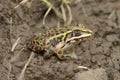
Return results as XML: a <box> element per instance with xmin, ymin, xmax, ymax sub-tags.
<box><xmin>26</xmin><ymin>24</ymin><xmax>93</xmax><ymax>60</ymax></box>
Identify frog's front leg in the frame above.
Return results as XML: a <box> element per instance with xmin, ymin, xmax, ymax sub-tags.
<box><xmin>54</xmin><ymin>42</ymin><xmax>67</xmax><ymax>60</ymax></box>
<box><xmin>55</xmin><ymin>50</ymin><xmax>66</xmax><ymax>60</ymax></box>
<box><xmin>54</xmin><ymin>42</ymin><xmax>78</xmax><ymax>60</ymax></box>
<box><xmin>65</xmin><ymin>47</ymin><xmax>78</xmax><ymax>59</ymax></box>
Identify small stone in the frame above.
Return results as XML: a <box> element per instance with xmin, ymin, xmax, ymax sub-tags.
<box><xmin>75</xmin><ymin>68</ymin><xmax>108</xmax><ymax>80</ymax></box>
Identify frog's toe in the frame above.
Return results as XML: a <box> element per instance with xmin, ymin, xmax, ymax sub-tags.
<box><xmin>65</xmin><ymin>53</ymin><xmax>78</xmax><ymax>60</ymax></box>
<box><xmin>71</xmin><ymin>54</ymin><xmax>78</xmax><ymax>59</ymax></box>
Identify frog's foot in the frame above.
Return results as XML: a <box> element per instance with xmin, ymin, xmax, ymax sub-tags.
<box><xmin>56</xmin><ymin>51</ymin><xmax>67</xmax><ymax>60</ymax></box>
<box><xmin>43</xmin><ymin>50</ymin><xmax>53</xmax><ymax>59</ymax></box>
<box><xmin>70</xmin><ymin>53</ymin><xmax>78</xmax><ymax>59</ymax></box>
<box><xmin>65</xmin><ymin>53</ymin><xmax>78</xmax><ymax>60</ymax></box>
<box><xmin>65</xmin><ymin>47</ymin><xmax>78</xmax><ymax>59</ymax></box>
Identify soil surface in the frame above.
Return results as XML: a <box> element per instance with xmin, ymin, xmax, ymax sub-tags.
<box><xmin>0</xmin><ymin>0</ymin><xmax>120</xmax><ymax>80</ymax></box>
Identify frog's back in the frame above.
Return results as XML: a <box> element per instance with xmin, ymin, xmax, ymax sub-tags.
<box><xmin>43</xmin><ymin>27</ymin><xmax>70</xmax><ymax>37</ymax></box>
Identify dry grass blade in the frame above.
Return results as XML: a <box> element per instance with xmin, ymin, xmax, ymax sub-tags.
<box><xmin>10</xmin><ymin>47</ymin><xmax>25</xmax><ymax>63</ymax></box>
<box><xmin>42</xmin><ymin>0</ymin><xmax>52</xmax><ymax>7</ymax></box>
<box><xmin>17</xmin><ymin>52</ymin><xmax>35</xmax><ymax>80</ymax></box>
<box><xmin>57</xmin><ymin>19</ymin><xmax>60</xmax><ymax>27</ymax></box>
<box><xmin>61</xmin><ymin>4</ymin><xmax>67</xmax><ymax>24</ymax></box>
<box><xmin>11</xmin><ymin>37</ymin><xmax>20</xmax><ymax>52</ymax></box>
<box><xmin>8</xmin><ymin>47</ymin><xmax>25</xmax><ymax>80</ymax></box>
<box><xmin>8</xmin><ymin>63</ymin><xmax>12</xmax><ymax>80</ymax></box>
<box><xmin>14</xmin><ymin>0</ymin><xmax>29</xmax><ymax>9</ymax></box>
<box><xmin>61</xmin><ymin>0</ymin><xmax>72</xmax><ymax>26</ymax></box>
<box><xmin>52</xmin><ymin>7</ymin><xmax>63</xmax><ymax>20</ymax></box>
<box><xmin>65</xmin><ymin>4</ymin><xmax>72</xmax><ymax>26</ymax></box>
<box><xmin>9</xmin><ymin>45</ymin><xmax>25</xmax><ymax>80</ymax></box>
<box><xmin>43</xmin><ymin>7</ymin><xmax>52</xmax><ymax>27</ymax></box>
<box><xmin>108</xmin><ymin>10</ymin><xmax>116</xmax><ymax>19</ymax></box>
<box><xmin>42</xmin><ymin>0</ymin><xmax>63</xmax><ymax>19</ymax></box>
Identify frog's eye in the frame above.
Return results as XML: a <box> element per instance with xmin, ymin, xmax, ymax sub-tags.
<box><xmin>72</xmin><ymin>29</ymin><xmax>82</xmax><ymax>37</ymax></box>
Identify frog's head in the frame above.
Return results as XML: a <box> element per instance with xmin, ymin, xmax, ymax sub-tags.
<box><xmin>65</xmin><ymin>24</ymin><xmax>93</xmax><ymax>43</ymax></box>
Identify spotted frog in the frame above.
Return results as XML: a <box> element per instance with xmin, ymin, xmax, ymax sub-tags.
<box><xmin>26</xmin><ymin>24</ymin><xmax>93</xmax><ymax>60</ymax></box>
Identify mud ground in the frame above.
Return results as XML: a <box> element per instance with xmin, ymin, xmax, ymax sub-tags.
<box><xmin>0</xmin><ymin>0</ymin><xmax>120</xmax><ymax>80</ymax></box>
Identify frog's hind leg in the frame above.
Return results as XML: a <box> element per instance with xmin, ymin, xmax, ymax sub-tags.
<box><xmin>54</xmin><ymin>42</ymin><xmax>67</xmax><ymax>60</ymax></box>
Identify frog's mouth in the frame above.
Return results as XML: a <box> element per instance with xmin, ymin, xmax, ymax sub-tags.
<box><xmin>65</xmin><ymin>33</ymin><xmax>92</xmax><ymax>43</ymax></box>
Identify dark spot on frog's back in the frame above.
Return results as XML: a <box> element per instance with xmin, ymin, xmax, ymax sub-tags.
<box><xmin>49</xmin><ymin>39</ymin><xmax>60</xmax><ymax>47</ymax></box>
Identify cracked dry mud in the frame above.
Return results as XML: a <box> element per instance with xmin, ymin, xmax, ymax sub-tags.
<box><xmin>0</xmin><ymin>0</ymin><xmax>120</xmax><ymax>80</ymax></box>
